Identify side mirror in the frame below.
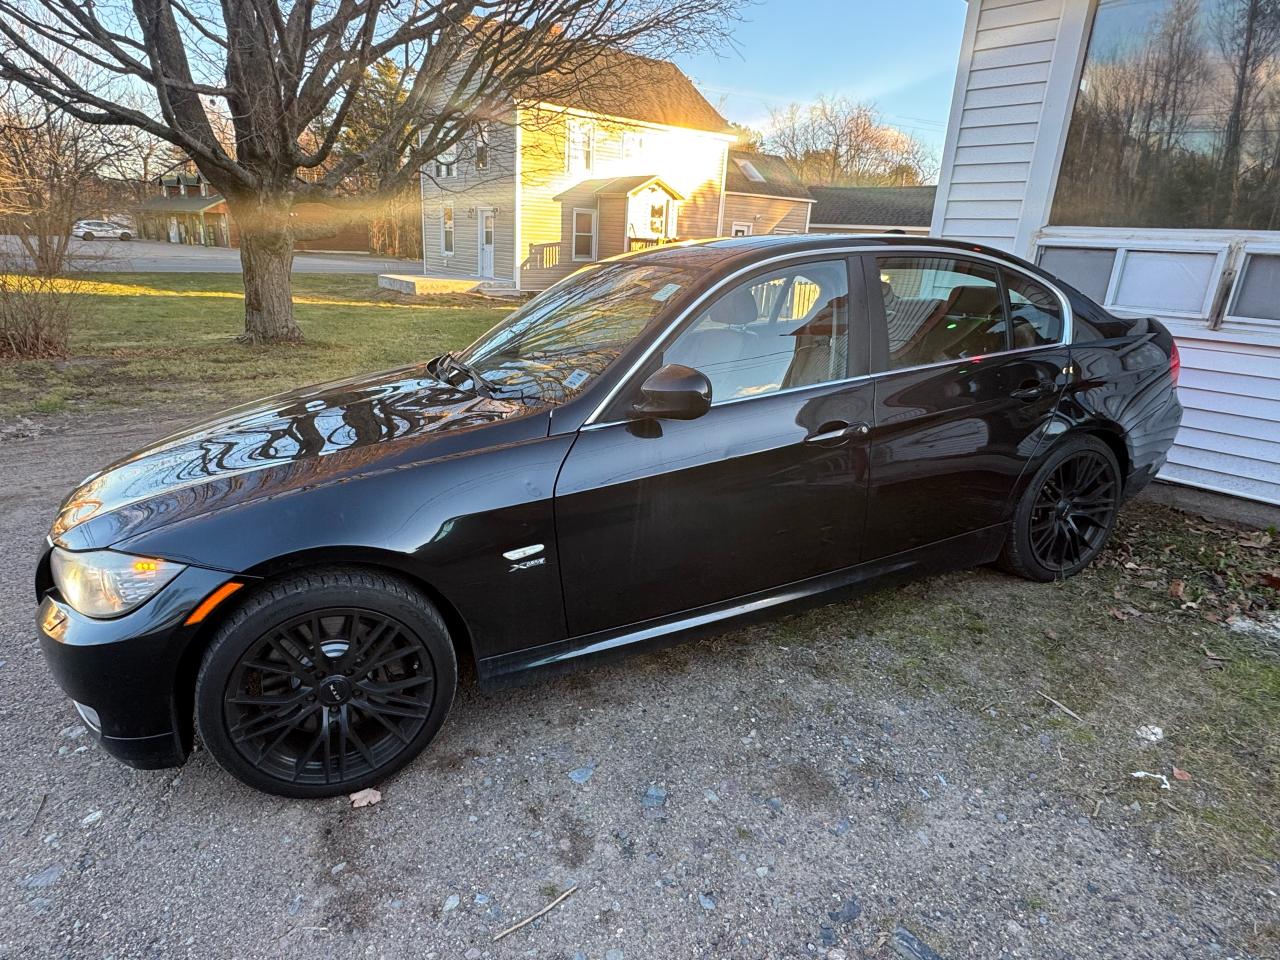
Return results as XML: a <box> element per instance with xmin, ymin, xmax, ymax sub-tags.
<box><xmin>628</xmin><ymin>363</ymin><xmax>712</xmax><ymax>421</ymax></box>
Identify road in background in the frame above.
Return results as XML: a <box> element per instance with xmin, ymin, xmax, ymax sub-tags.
<box><xmin>0</xmin><ymin>236</ymin><xmax>416</xmax><ymax>275</ymax></box>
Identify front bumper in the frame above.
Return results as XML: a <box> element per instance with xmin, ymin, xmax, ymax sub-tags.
<box><xmin>37</xmin><ymin>563</ymin><xmax>237</xmax><ymax>770</ymax></box>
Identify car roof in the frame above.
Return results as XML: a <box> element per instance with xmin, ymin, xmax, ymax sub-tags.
<box><xmin>609</xmin><ymin>233</ymin><xmax>1037</xmax><ymax>275</ymax></box>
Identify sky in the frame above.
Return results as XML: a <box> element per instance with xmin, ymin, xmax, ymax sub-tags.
<box><xmin>674</xmin><ymin>0</ymin><xmax>968</xmax><ymax>160</ymax></box>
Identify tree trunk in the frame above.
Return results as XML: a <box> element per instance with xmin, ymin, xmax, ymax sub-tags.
<box><xmin>235</xmin><ymin>209</ymin><xmax>303</xmax><ymax>344</ymax></box>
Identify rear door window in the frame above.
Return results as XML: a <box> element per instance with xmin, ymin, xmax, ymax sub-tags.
<box><xmin>875</xmin><ymin>255</ymin><xmax>1006</xmax><ymax>369</ymax></box>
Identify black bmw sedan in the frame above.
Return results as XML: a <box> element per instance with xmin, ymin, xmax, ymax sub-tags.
<box><xmin>36</xmin><ymin>236</ymin><xmax>1182</xmax><ymax>797</ymax></box>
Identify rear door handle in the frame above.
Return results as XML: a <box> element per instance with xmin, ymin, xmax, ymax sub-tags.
<box><xmin>1011</xmin><ymin>379</ymin><xmax>1054</xmax><ymax>401</ymax></box>
<box><xmin>805</xmin><ymin>420</ymin><xmax>870</xmax><ymax>444</ymax></box>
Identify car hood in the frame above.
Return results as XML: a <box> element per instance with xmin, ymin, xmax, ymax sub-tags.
<box><xmin>51</xmin><ymin>363</ymin><xmax>538</xmax><ymax>551</ymax></box>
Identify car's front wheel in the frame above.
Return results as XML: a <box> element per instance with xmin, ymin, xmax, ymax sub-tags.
<box><xmin>119</xmin><ymin>232</ymin><xmax>132</xmax><ymax>241</ymax></box>
<box><xmin>998</xmin><ymin>435</ymin><xmax>1122</xmax><ymax>581</ymax></box>
<box><xmin>195</xmin><ymin>567</ymin><xmax>456</xmax><ymax>798</ymax></box>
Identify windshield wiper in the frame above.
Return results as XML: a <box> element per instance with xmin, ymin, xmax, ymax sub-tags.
<box><xmin>436</xmin><ymin>352</ymin><xmax>496</xmax><ymax>399</ymax></box>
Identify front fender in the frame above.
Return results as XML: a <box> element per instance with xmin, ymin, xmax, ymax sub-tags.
<box><xmin>115</xmin><ymin>433</ymin><xmax>577</xmax><ymax>662</ymax></box>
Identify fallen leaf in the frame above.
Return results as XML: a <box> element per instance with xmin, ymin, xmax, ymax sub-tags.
<box><xmin>349</xmin><ymin>787</ymin><xmax>382</xmax><ymax>808</ymax></box>
<box><xmin>1172</xmin><ymin>766</ymin><xmax>1192</xmax><ymax>782</ymax></box>
<box><xmin>1169</xmin><ymin>579</ymin><xmax>1185</xmax><ymax>599</ymax></box>
<box><xmin>1262</xmin><ymin>571</ymin><xmax>1280</xmax><ymax>590</ymax></box>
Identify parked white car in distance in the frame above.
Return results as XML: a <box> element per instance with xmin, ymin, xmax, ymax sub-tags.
<box><xmin>73</xmin><ymin>220</ymin><xmax>132</xmax><ymax>241</ymax></box>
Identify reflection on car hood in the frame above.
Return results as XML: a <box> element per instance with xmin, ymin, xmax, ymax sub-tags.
<box><xmin>51</xmin><ymin>363</ymin><xmax>529</xmax><ymax>547</ymax></box>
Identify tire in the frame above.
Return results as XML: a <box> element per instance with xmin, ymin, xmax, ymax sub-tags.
<box><xmin>119</xmin><ymin>232</ymin><xmax>131</xmax><ymax>241</ymax></box>
<box><xmin>81</xmin><ymin>231</ymin><xmax>95</xmax><ymax>241</ymax></box>
<box><xmin>195</xmin><ymin>567</ymin><xmax>457</xmax><ymax>798</ymax></box>
<box><xmin>997</xmin><ymin>434</ymin><xmax>1122</xmax><ymax>582</ymax></box>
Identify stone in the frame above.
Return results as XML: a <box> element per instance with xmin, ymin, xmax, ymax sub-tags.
<box><xmin>642</xmin><ymin>785</ymin><xmax>667</xmax><ymax>809</ymax></box>
<box><xmin>568</xmin><ymin>765</ymin><xmax>595</xmax><ymax>785</ymax></box>
<box><xmin>464</xmin><ymin>949</ymin><xmax>482</xmax><ymax>960</ymax></box>
<box><xmin>828</xmin><ymin>898</ymin><xmax>861</xmax><ymax>924</ymax></box>
<box><xmin>698</xmin><ymin>893</ymin><xmax>716</xmax><ymax>911</ymax></box>
<box><xmin>892</xmin><ymin>926</ymin><xmax>945</xmax><ymax>960</ymax></box>
<box><xmin>20</xmin><ymin>865</ymin><xmax>63</xmax><ymax>889</ymax></box>
<box><xmin>443</xmin><ymin>894</ymin><xmax>460</xmax><ymax>912</ymax></box>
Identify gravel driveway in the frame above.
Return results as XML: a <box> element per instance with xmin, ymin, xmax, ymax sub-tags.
<box><xmin>0</xmin><ymin>415</ymin><xmax>1270</xmax><ymax>960</ymax></box>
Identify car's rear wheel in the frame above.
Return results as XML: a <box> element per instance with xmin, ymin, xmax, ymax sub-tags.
<box><xmin>195</xmin><ymin>567</ymin><xmax>456</xmax><ymax>798</ymax></box>
<box><xmin>998</xmin><ymin>435</ymin><xmax>1121</xmax><ymax>581</ymax></box>
<box><xmin>119</xmin><ymin>232</ymin><xmax>131</xmax><ymax>241</ymax></box>
<box><xmin>81</xmin><ymin>231</ymin><xmax>95</xmax><ymax>240</ymax></box>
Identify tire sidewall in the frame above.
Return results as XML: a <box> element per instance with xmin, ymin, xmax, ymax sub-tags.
<box><xmin>1012</xmin><ymin>435</ymin><xmax>1121</xmax><ymax>581</ymax></box>
<box><xmin>195</xmin><ymin>572</ymin><xmax>457</xmax><ymax>799</ymax></box>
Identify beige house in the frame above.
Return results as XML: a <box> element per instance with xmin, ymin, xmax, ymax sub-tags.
<box><xmin>721</xmin><ymin>150</ymin><xmax>813</xmax><ymax>237</ymax></box>
<box><xmin>419</xmin><ymin>52</ymin><xmax>738</xmax><ymax>292</ymax></box>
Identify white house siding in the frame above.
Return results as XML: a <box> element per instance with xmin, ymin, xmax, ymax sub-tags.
<box><xmin>420</xmin><ymin>113</ymin><xmax>517</xmax><ymax>283</ymax></box>
<box><xmin>1160</xmin><ymin>333</ymin><xmax>1280</xmax><ymax>504</ymax></box>
<box><xmin>933</xmin><ymin>0</ymin><xmax>1280</xmax><ymax>506</ymax></box>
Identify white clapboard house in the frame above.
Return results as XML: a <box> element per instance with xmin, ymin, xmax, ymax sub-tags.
<box><xmin>933</xmin><ymin>0</ymin><xmax>1280</xmax><ymax>506</ymax></box>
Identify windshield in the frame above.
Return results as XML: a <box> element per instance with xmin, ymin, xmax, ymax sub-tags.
<box><xmin>456</xmin><ymin>261</ymin><xmax>690</xmax><ymax>405</ymax></box>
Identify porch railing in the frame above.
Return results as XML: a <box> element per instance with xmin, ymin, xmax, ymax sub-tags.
<box><xmin>627</xmin><ymin>236</ymin><xmax>680</xmax><ymax>252</ymax></box>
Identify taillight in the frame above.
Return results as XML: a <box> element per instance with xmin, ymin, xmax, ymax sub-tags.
<box><xmin>1169</xmin><ymin>340</ymin><xmax>1181</xmax><ymax>387</ymax></box>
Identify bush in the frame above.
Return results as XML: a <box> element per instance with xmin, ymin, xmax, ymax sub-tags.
<box><xmin>0</xmin><ymin>271</ymin><xmax>72</xmax><ymax>359</ymax></box>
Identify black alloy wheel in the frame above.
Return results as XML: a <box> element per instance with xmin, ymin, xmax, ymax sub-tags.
<box><xmin>999</xmin><ymin>435</ymin><xmax>1121</xmax><ymax>581</ymax></box>
<box><xmin>196</xmin><ymin>568</ymin><xmax>456</xmax><ymax>798</ymax></box>
<box><xmin>81</xmin><ymin>231</ymin><xmax>95</xmax><ymax>240</ymax></box>
<box><xmin>225</xmin><ymin>608</ymin><xmax>434</xmax><ymax>787</ymax></box>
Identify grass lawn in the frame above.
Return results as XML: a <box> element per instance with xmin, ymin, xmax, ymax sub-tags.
<box><xmin>0</xmin><ymin>272</ymin><xmax>513</xmax><ymax>419</ymax></box>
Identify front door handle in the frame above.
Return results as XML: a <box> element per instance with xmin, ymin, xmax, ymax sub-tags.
<box><xmin>1011</xmin><ymin>379</ymin><xmax>1054</xmax><ymax>401</ymax></box>
<box><xmin>805</xmin><ymin>420</ymin><xmax>870</xmax><ymax>445</ymax></box>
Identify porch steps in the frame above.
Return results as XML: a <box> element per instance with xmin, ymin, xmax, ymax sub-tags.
<box><xmin>377</xmin><ymin>274</ymin><xmax>485</xmax><ymax>296</ymax></box>
<box><xmin>377</xmin><ymin>274</ymin><xmax>524</xmax><ymax>299</ymax></box>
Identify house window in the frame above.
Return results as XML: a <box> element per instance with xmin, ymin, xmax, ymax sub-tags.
<box><xmin>1037</xmin><ymin>242</ymin><xmax>1226</xmax><ymax>320</ymax></box>
<box><xmin>475</xmin><ymin>124</ymin><xmax>490</xmax><ymax>172</ymax></box>
<box><xmin>567</xmin><ymin>120</ymin><xmax>594</xmax><ymax>173</ymax></box>
<box><xmin>441</xmin><ymin>204</ymin><xmax>454</xmax><ymax>256</ymax></box>
<box><xmin>734</xmin><ymin>157</ymin><xmax>766</xmax><ymax>183</ymax></box>
<box><xmin>649</xmin><ymin>203</ymin><xmax>667</xmax><ymax>236</ymax></box>
<box><xmin>572</xmin><ymin>208</ymin><xmax>596</xmax><ymax>261</ymax></box>
<box><xmin>1052</xmin><ymin>0</ymin><xmax>1280</xmax><ymax>230</ymax></box>
<box><xmin>434</xmin><ymin>141</ymin><xmax>457</xmax><ymax>179</ymax></box>
<box><xmin>1228</xmin><ymin>252</ymin><xmax>1280</xmax><ymax>327</ymax></box>
<box><xmin>622</xmin><ymin>131</ymin><xmax>645</xmax><ymax>160</ymax></box>
<box><xmin>731</xmin><ymin>222</ymin><xmax>753</xmax><ymax>237</ymax></box>
<box><xmin>1037</xmin><ymin>247</ymin><xmax>1116</xmax><ymax>304</ymax></box>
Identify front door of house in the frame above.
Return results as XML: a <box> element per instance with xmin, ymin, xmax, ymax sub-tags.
<box><xmin>479</xmin><ymin>211</ymin><xmax>495</xmax><ymax>278</ymax></box>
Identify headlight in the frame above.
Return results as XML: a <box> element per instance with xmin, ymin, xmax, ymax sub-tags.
<box><xmin>50</xmin><ymin>548</ymin><xmax>185</xmax><ymax>619</ymax></box>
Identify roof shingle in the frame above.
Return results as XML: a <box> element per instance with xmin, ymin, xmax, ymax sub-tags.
<box><xmin>519</xmin><ymin>49</ymin><xmax>728</xmax><ymax>133</ymax></box>
<box><xmin>724</xmin><ymin>151</ymin><xmax>812</xmax><ymax>201</ymax></box>
<box><xmin>808</xmin><ymin>185</ymin><xmax>936</xmax><ymax>228</ymax></box>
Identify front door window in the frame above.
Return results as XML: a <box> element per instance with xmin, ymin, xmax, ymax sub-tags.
<box><xmin>662</xmin><ymin>260</ymin><xmax>850</xmax><ymax>402</ymax></box>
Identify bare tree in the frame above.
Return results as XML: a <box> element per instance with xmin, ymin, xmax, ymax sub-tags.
<box><xmin>0</xmin><ymin>1</ymin><xmax>739</xmax><ymax>343</ymax></box>
<box><xmin>0</xmin><ymin>88</ymin><xmax>121</xmax><ymax>275</ymax></box>
<box><xmin>766</xmin><ymin>96</ymin><xmax>935</xmax><ymax>187</ymax></box>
